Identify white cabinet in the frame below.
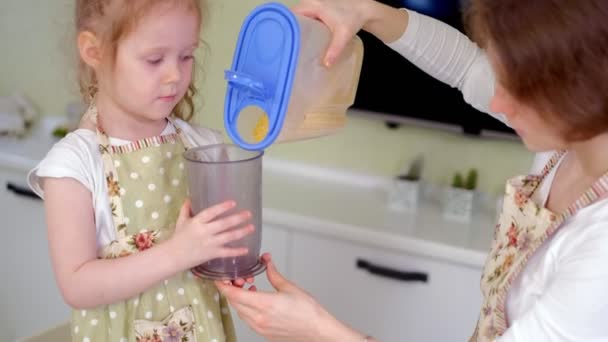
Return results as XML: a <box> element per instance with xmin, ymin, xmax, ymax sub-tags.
<box><xmin>232</xmin><ymin>224</ymin><xmax>290</xmax><ymax>342</ymax></box>
<box><xmin>0</xmin><ymin>167</ymin><xmax>70</xmax><ymax>341</ymax></box>
<box><xmin>289</xmin><ymin>231</ymin><xmax>483</xmax><ymax>342</ymax></box>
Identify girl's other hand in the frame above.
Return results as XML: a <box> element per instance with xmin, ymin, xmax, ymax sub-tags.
<box><xmin>171</xmin><ymin>198</ymin><xmax>254</xmax><ymax>270</ymax></box>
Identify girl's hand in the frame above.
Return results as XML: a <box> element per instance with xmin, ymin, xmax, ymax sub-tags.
<box><xmin>171</xmin><ymin>199</ymin><xmax>254</xmax><ymax>270</ymax></box>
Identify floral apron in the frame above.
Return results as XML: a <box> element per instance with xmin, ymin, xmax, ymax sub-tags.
<box><xmin>71</xmin><ymin>105</ymin><xmax>236</xmax><ymax>342</ymax></box>
<box><xmin>470</xmin><ymin>151</ymin><xmax>608</xmax><ymax>341</ymax></box>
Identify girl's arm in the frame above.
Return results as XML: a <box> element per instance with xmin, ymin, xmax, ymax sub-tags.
<box><xmin>43</xmin><ymin>177</ymin><xmax>252</xmax><ymax>309</ymax></box>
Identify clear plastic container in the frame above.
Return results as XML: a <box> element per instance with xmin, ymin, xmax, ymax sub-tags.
<box><xmin>183</xmin><ymin>144</ymin><xmax>265</xmax><ymax>280</ymax></box>
<box><xmin>224</xmin><ymin>2</ymin><xmax>364</xmax><ymax>150</ymax></box>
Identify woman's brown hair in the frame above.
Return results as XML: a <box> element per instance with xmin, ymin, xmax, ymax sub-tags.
<box><xmin>466</xmin><ymin>0</ymin><xmax>608</xmax><ymax>140</ymax></box>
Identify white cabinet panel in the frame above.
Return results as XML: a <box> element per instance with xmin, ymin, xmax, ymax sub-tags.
<box><xmin>290</xmin><ymin>232</ymin><xmax>483</xmax><ymax>342</ymax></box>
<box><xmin>0</xmin><ymin>168</ymin><xmax>70</xmax><ymax>341</ymax></box>
<box><xmin>232</xmin><ymin>224</ymin><xmax>290</xmax><ymax>342</ymax></box>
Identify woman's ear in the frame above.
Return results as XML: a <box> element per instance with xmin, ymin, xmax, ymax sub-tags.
<box><xmin>78</xmin><ymin>31</ymin><xmax>102</xmax><ymax>68</ymax></box>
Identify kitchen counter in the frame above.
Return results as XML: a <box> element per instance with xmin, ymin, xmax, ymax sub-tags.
<box><xmin>1</xmin><ymin>117</ymin><xmax>495</xmax><ymax>269</ymax></box>
<box><xmin>0</xmin><ymin>116</ymin><xmax>65</xmax><ymax>172</ymax></box>
<box><xmin>262</xmin><ymin>158</ymin><xmax>495</xmax><ymax>268</ymax></box>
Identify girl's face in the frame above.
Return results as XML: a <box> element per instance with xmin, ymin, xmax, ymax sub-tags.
<box><xmin>487</xmin><ymin>49</ymin><xmax>569</xmax><ymax>152</ymax></box>
<box><xmin>99</xmin><ymin>3</ymin><xmax>200</xmax><ymax>122</ymax></box>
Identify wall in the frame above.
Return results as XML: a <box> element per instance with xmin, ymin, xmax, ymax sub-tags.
<box><xmin>0</xmin><ymin>0</ymin><xmax>534</xmax><ymax>195</ymax></box>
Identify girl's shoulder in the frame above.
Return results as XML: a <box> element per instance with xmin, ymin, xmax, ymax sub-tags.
<box><xmin>35</xmin><ymin>128</ymin><xmax>100</xmax><ymax>169</ymax></box>
<box><xmin>172</xmin><ymin>118</ymin><xmax>224</xmax><ymax>147</ymax></box>
<box><xmin>27</xmin><ymin>128</ymin><xmax>100</xmax><ymax>198</ymax></box>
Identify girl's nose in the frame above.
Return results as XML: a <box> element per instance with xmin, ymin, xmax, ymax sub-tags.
<box><xmin>164</xmin><ymin>62</ymin><xmax>181</xmax><ymax>84</ymax></box>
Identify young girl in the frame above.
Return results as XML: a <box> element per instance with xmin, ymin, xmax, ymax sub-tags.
<box><xmin>27</xmin><ymin>1</ymin><xmax>254</xmax><ymax>341</ymax></box>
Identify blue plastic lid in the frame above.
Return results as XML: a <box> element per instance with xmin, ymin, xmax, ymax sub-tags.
<box><xmin>224</xmin><ymin>2</ymin><xmax>300</xmax><ymax>151</ymax></box>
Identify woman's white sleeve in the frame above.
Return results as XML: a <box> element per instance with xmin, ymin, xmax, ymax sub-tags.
<box><xmin>385</xmin><ymin>9</ymin><xmax>507</xmax><ymax>124</ymax></box>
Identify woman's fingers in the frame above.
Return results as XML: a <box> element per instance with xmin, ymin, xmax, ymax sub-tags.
<box><xmin>291</xmin><ymin>0</ymin><xmax>361</xmax><ymax>66</ymax></box>
<box><xmin>232</xmin><ymin>276</ymin><xmax>256</xmax><ymax>288</ymax></box>
<box><xmin>325</xmin><ymin>28</ymin><xmax>354</xmax><ymax>66</ymax></box>
<box><xmin>291</xmin><ymin>1</ymin><xmax>319</xmax><ymax>19</ymax></box>
<box><xmin>232</xmin><ymin>278</ymin><xmax>246</xmax><ymax>288</ymax></box>
<box><xmin>216</xmin><ymin>280</ymin><xmax>272</xmax><ymax>310</ymax></box>
<box><xmin>264</xmin><ymin>256</ymin><xmax>292</xmax><ymax>292</ymax></box>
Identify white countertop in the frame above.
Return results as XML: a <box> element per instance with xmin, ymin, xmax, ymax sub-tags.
<box><xmin>1</xmin><ymin>117</ymin><xmax>495</xmax><ymax>269</ymax></box>
<box><xmin>261</xmin><ymin>158</ymin><xmax>495</xmax><ymax>269</ymax></box>
<box><xmin>0</xmin><ymin>116</ymin><xmax>65</xmax><ymax>172</ymax></box>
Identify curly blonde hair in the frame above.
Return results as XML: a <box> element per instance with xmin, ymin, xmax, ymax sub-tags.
<box><xmin>75</xmin><ymin>0</ymin><xmax>207</xmax><ymax>122</ymax></box>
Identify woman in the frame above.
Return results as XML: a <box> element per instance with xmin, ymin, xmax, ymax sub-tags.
<box><xmin>218</xmin><ymin>0</ymin><xmax>608</xmax><ymax>341</ymax></box>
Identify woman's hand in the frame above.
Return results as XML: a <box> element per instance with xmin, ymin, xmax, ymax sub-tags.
<box><xmin>216</xmin><ymin>253</ymin><xmax>367</xmax><ymax>342</ymax></box>
<box><xmin>170</xmin><ymin>199</ymin><xmax>254</xmax><ymax>270</ymax></box>
<box><xmin>293</xmin><ymin>0</ymin><xmax>370</xmax><ymax>67</ymax></box>
<box><xmin>293</xmin><ymin>0</ymin><xmax>408</xmax><ymax>67</ymax></box>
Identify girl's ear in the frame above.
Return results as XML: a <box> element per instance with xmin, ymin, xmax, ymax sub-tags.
<box><xmin>78</xmin><ymin>31</ymin><xmax>102</xmax><ymax>68</ymax></box>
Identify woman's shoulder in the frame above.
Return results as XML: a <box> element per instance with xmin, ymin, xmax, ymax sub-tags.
<box><xmin>529</xmin><ymin>151</ymin><xmax>558</xmax><ymax>174</ymax></box>
<box><xmin>556</xmin><ymin>213</ymin><xmax>608</xmax><ymax>263</ymax></box>
<box><xmin>557</xmin><ymin>179</ymin><xmax>608</xmax><ymax>255</ymax></box>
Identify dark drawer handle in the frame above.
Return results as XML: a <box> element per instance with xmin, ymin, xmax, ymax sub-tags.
<box><xmin>356</xmin><ymin>259</ymin><xmax>428</xmax><ymax>283</ymax></box>
<box><xmin>6</xmin><ymin>182</ymin><xmax>41</xmax><ymax>200</ymax></box>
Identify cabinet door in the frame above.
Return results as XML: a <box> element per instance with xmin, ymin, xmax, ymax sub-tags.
<box><xmin>231</xmin><ymin>224</ymin><xmax>290</xmax><ymax>342</ymax></box>
<box><xmin>0</xmin><ymin>168</ymin><xmax>70</xmax><ymax>341</ymax></box>
<box><xmin>290</xmin><ymin>232</ymin><xmax>483</xmax><ymax>342</ymax></box>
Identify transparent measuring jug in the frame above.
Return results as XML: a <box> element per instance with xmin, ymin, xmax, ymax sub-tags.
<box><xmin>184</xmin><ymin>144</ymin><xmax>265</xmax><ymax>280</ymax></box>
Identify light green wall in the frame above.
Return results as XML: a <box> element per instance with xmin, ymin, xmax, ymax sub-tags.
<box><xmin>0</xmin><ymin>0</ymin><xmax>534</xmax><ymax>195</ymax></box>
<box><xmin>0</xmin><ymin>1</ymin><xmax>76</xmax><ymax>114</ymax></box>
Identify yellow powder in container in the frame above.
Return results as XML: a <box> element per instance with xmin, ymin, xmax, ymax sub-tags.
<box><xmin>253</xmin><ymin>114</ymin><xmax>269</xmax><ymax>142</ymax></box>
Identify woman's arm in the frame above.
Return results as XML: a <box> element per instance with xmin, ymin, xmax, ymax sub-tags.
<box><xmin>217</xmin><ymin>254</ymin><xmax>379</xmax><ymax>342</ymax></box>
<box><xmin>294</xmin><ymin>0</ymin><xmax>503</xmax><ymax>121</ymax></box>
<box><xmin>384</xmin><ymin>8</ymin><xmax>499</xmax><ymax>117</ymax></box>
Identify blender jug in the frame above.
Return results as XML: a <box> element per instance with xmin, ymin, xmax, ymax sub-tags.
<box><xmin>224</xmin><ymin>2</ymin><xmax>364</xmax><ymax>151</ymax></box>
<box><xmin>183</xmin><ymin>144</ymin><xmax>265</xmax><ymax>280</ymax></box>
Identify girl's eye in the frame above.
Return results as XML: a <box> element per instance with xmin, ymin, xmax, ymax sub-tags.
<box><xmin>181</xmin><ymin>55</ymin><xmax>194</xmax><ymax>61</ymax></box>
<box><xmin>147</xmin><ymin>58</ymin><xmax>162</xmax><ymax>65</ymax></box>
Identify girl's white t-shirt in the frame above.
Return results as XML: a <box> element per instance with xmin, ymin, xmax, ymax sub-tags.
<box><xmin>387</xmin><ymin>9</ymin><xmax>608</xmax><ymax>341</ymax></box>
<box><xmin>27</xmin><ymin>119</ymin><xmax>222</xmax><ymax>251</ymax></box>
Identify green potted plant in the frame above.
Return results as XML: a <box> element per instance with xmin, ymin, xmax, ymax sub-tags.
<box><xmin>388</xmin><ymin>155</ymin><xmax>423</xmax><ymax>213</ymax></box>
<box><xmin>442</xmin><ymin>168</ymin><xmax>478</xmax><ymax>222</ymax></box>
